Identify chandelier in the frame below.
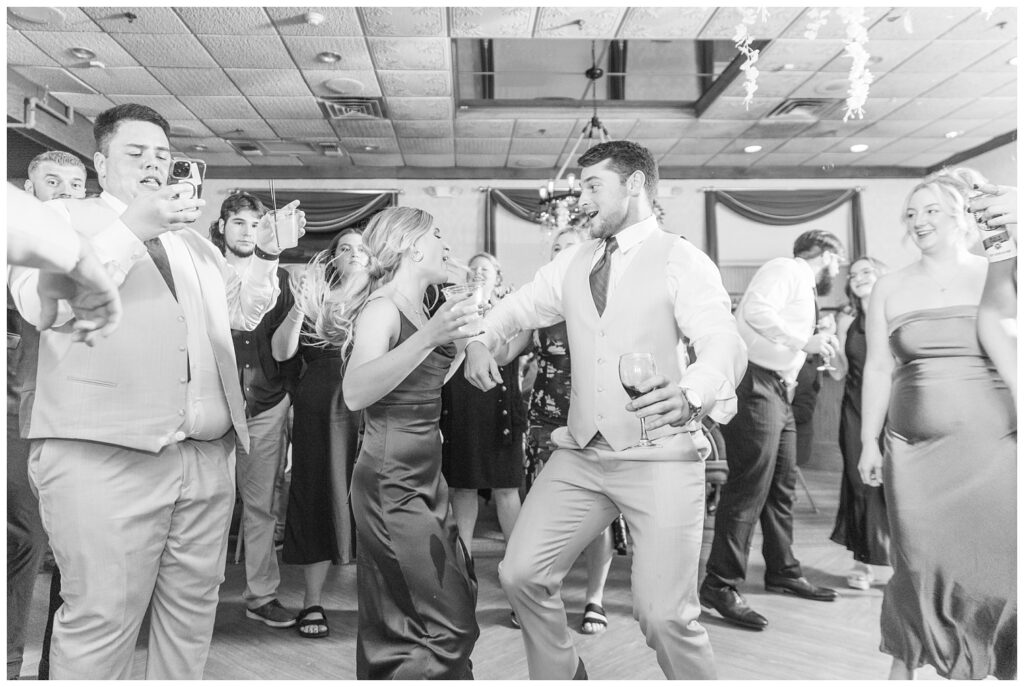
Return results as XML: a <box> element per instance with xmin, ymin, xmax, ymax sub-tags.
<box><xmin>537</xmin><ymin>41</ymin><xmax>609</xmax><ymax>237</ymax></box>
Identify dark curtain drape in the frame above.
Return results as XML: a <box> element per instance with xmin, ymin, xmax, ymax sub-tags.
<box><xmin>484</xmin><ymin>188</ymin><xmax>545</xmax><ymax>256</ymax></box>
<box><xmin>704</xmin><ymin>188</ymin><xmax>864</xmax><ymax>263</ymax></box>
<box><xmin>240</xmin><ymin>189</ymin><xmax>397</xmax><ymax>263</ymax></box>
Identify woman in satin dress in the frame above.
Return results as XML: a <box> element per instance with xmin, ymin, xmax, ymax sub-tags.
<box><xmin>858</xmin><ymin>169</ymin><xmax>1016</xmax><ymax>680</ymax></box>
<box><xmin>337</xmin><ymin>207</ymin><xmax>481</xmax><ymax>679</ymax></box>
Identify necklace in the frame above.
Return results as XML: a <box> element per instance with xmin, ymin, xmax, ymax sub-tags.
<box><xmin>920</xmin><ymin>261</ymin><xmax>957</xmax><ymax>293</ymax></box>
<box><xmin>391</xmin><ymin>289</ymin><xmax>427</xmax><ymax>328</ymax></box>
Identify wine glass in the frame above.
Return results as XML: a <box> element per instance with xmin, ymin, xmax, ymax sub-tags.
<box><xmin>815</xmin><ymin>315</ymin><xmax>837</xmax><ymax>372</ymax></box>
<box><xmin>618</xmin><ymin>353</ymin><xmax>657</xmax><ymax>448</ymax></box>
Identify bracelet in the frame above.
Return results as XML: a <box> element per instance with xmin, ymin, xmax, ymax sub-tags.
<box><xmin>253</xmin><ymin>245</ymin><xmax>279</xmax><ymax>261</ymax></box>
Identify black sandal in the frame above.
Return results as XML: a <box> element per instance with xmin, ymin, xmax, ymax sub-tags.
<box><xmin>296</xmin><ymin>605</ymin><xmax>330</xmax><ymax>639</ymax></box>
<box><xmin>580</xmin><ymin>603</ymin><xmax>608</xmax><ymax>635</ymax></box>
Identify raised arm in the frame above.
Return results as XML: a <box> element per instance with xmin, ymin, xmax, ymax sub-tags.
<box><xmin>828</xmin><ymin>311</ymin><xmax>854</xmax><ymax>381</ymax></box>
<box><xmin>857</xmin><ymin>276</ymin><xmax>896</xmax><ymax>486</ymax></box>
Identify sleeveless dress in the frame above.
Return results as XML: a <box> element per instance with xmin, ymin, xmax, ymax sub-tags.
<box><xmin>351</xmin><ymin>312</ymin><xmax>479</xmax><ymax>679</ymax></box>
<box><xmin>881</xmin><ymin>306</ymin><xmax>1016</xmax><ymax>679</ymax></box>
<box><xmin>283</xmin><ymin>331</ymin><xmax>359</xmax><ymax>565</ymax></box>
<box><xmin>830</xmin><ymin>312</ymin><xmax>890</xmax><ymax>565</ymax></box>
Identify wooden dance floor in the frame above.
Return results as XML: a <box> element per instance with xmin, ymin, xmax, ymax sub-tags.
<box><xmin>18</xmin><ymin>465</ymin><xmax>947</xmax><ymax>680</ymax></box>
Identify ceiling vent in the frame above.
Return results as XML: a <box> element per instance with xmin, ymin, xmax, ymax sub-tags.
<box><xmin>229</xmin><ymin>140</ymin><xmax>264</xmax><ymax>156</ymax></box>
<box><xmin>317</xmin><ymin>97</ymin><xmax>386</xmax><ymax>120</ymax></box>
<box><xmin>765</xmin><ymin>98</ymin><xmax>842</xmax><ymax>121</ymax></box>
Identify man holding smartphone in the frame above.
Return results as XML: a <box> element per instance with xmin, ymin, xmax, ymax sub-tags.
<box><xmin>8</xmin><ymin>103</ymin><xmax>303</xmax><ymax>679</ymax></box>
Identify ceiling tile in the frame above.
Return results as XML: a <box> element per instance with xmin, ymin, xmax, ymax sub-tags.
<box><xmin>963</xmin><ymin>119</ymin><xmax>1017</xmax><ymax>138</ymax></box>
<box><xmin>225</xmin><ymin>68</ymin><xmax>314</xmax><ymax>97</ymax></box>
<box><xmin>617</xmin><ymin>7</ymin><xmax>714</xmax><ymax>39</ymax></box>
<box><xmin>108</xmin><ymin>95</ymin><xmax>196</xmax><ymax>120</ymax></box>
<box><xmin>348</xmin><ymin>153</ymin><xmax>404</xmax><ymax>166</ymax></box>
<box><xmin>359</xmin><ymin>7</ymin><xmax>446</xmax><ymax>37</ymax></box>
<box><xmin>942</xmin><ymin>8</ymin><xmax>1017</xmax><ymax>39</ymax></box>
<box><xmin>330</xmin><ymin>119</ymin><xmax>396</xmax><ymax>138</ymax></box>
<box><xmin>200</xmin><ymin>35</ymin><xmax>295</xmax><ymax>69</ymax></box>
<box><xmin>339</xmin><ymin>137</ymin><xmax>400</xmax><ymax>154</ymax></box>
<box><xmin>111</xmin><ymin>33</ymin><xmax>217</xmax><ymax>68</ymax></box>
<box><xmin>248</xmin><ymin>96</ymin><xmax>325</xmax><ymax>120</ymax></box>
<box><xmin>800</xmin><ymin>152</ymin><xmax>867</xmax><ymax>167</ymax></box>
<box><xmin>246</xmin><ymin>155</ymin><xmax>305</xmax><ymax>167</ymax></box>
<box><xmin>740</xmin><ymin>120</ymin><xmax>817</xmax><ymax>140</ymax></box>
<box><xmin>455</xmin><ymin>119</ymin><xmax>514</xmax><ymax>138</ymax></box>
<box><xmin>922</xmin><ymin>72</ymin><xmax>1015</xmax><ymax>99</ymax></box>
<box><xmin>885</xmin><ymin>97</ymin><xmax>972</xmax><ymax>120</ymax></box>
<box><xmin>756</xmin><ymin>39</ymin><xmax>846</xmax><ymax>72</ymax></box>
<box><xmin>7</xmin><ymin>7</ymin><xmax>101</xmax><ymax>32</ymax></box>
<box><xmin>984</xmin><ymin>81</ymin><xmax>1016</xmax><ymax>99</ymax></box>
<box><xmin>7</xmin><ymin>30</ymin><xmax>59</xmax><ymax>66</ymax></box>
<box><xmin>402</xmin><ymin>153</ymin><xmax>456</xmax><ymax>167</ymax></box>
<box><xmin>787</xmin><ymin>72</ymin><xmax>857</xmax><ymax>99</ymax></box>
<box><xmin>378</xmin><ymin>71</ymin><xmax>451</xmax><ymax>97</ymax></box>
<box><xmin>150</xmin><ymin>68</ymin><xmax>243</xmax><ymax>97</ymax></box>
<box><xmin>899</xmin><ymin>152</ymin><xmax>955</xmax><ymax>167</ymax></box>
<box><xmin>929</xmin><ymin>136</ymin><xmax>992</xmax><ymax>153</ymax></box>
<box><xmin>897</xmin><ymin>40</ymin><xmax>1003</xmax><ymax>72</ymax></box>
<box><xmin>450</xmin><ymin>7</ymin><xmax>535</xmax><ymax>38</ymax></box>
<box><xmin>455</xmin><ymin>154</ymin><xmax>507</xmax><ymax>167</ymax></box>
<box><xmin>672</xmin><ymin>138</ymin><xmax>731</xmax><ymax>155</ymax></box>
<box><xmin>280</xmin><ymin>36</ymin><xmax>374</xmax><ymax>71</ymax></box>
<box><xmin>819</xmin><ymin>39</ymin><xmax>929</xmax><ymax>73</ymax></box>
<box><xmin>174</xmin><ymin>7</ymin><xmax>275</xmax><ymax>35</ymax></box>
<box><xmin>188</xmin><ymin>152</ymin><xmax>251</xmax><ymax>167</ymax></box>
<box><xmin>508</xmin><ymin>154</ymin><xmax>558</xmax><ymax>169</ymax></box>
<box><xmin>513</xmin><ymin>119</ymin><xmax>576</xmax><ymax>139</ymax></box>
<box><xmin>386</xmin><ymin>97</ymin><xmax>452</xmax><ymax>120</ymax></box>
<box><xmin>773</xmin><ymin>137</ymin><xmax>847</xmax><ymax>154</ymax></box>
<box><xmin>178</xmin><ymin>95</ymin><xmax>261</xmax><ymax>120</ymax></box>
<box><xmin>824</xmin><ymin>137</ymin><xmax>894</xmax><ymax>154</ymax></box>
<box><xmin>169</xmin><ymin>137</ymin><xmax>236</xmax><ymax>154</ymax></box>
<box><xmin>947</xmin><ymin>97</ymin><xmax>1016</xmax><ymax>119</ymax></box>
<box><xmin>687</xmin><ymin>120</ymin><xmax>754</xmax><ymax>138</ymax></box>
<box><xmin>82</xmin><ymin>7</ymin><xmax>189</xmax><ymax>34</ymax></box>
<box><xmin>164</xmin><ymin>120</ymin><xmax>215</xmax><ymax>138</ymax></box>
<box><xmin>967</xmin><ymin>42</ymin><xmax>1018</xmax><ymax>73</ymax></box>
<box><xmin>22</xmin><ymin>30</ymin><xmax>140</xmax><ymax>68</ymax></box>
<box><xmin>848</xmin><ymin>152</ymin><xmax>915</xmax><ymax>166</ymax></box>
<box><xmin>367</xmin><ymin>37</ymin><xmax>449</xmax><ymax>70</ymax></box>
<box><xmin>876</xmin><ymin>137</ymin><xmax>945</xmax><ymax>154</ymax></box>
<box><xmin>637</xmin><ymin>138</ymin><xmax>686</xmax><ymax>154</ymax></box>
<box><xmin>398</xmin><ymin>138</ymin><xmax>454</xmax><ymax>154</ymax></box>
<box><xmin>869</xmin><ymin>7</ymin><xmax>977</xmax><ymax>40</ymax></box>
<box><xmin>749</xmin><ymin>153</ymin><xmax>815</xmax><ymax>167</ymax></box>
<box><xmin>266</xmin><ymin>7</ymin><xmax>363</xmax><ymax>36</ymax></box>
<box><xmin>852</xmin><ymin>120</ymin><xmax>931</xmax><ymax>138</ymax></box>
<box><xmin>722</xmin><ymin>70</ymin><xmax>814</xmax><ymax>99</ymax></box>
<box><xmin>779</xmin><ymin>8</ymin><xmax>890</xmax><ymax>40</ymax></box>
<box><xmin>48</xmin><ymin>92</ymin><xmax>116</xmax><ymax>118</ymax></box>
<box><xmin>69</xmin><ymin>67</ymin><xmax>168</xmax><ymax>95</ymax></box>
<box><xmin>510</xmin><ymin>138</ymin><xmax>567</xmax><ymax>155</ymax></box>
<box><xmin>719</xmin><ymin>139</ymin><xmax>786</xmax><ymax>155</ymax></box>
<box><xmin>707</xmin><ymin>152</ymin><xmax>768</xmax><ymax>166</ymax></box>
<box><xmin>866</xmin><ymin>71</ymin><xmax>950</xmax><ymax>98</ymax></box>
<box><xmin>302</xmin><ymin>70</ymin><xmax>382</xmax><ymax>98</ymax></box>
<box><xmin>820</xmin><ymin>97</ymin><xmax>911</xmax><ymax>121</ymax></box>
<box><xmin>393</xmin><ymin>120</ymin><xmax>453</xmax><ymax>138</ymax></box>
<box><xmin>205</xmin><ymin>119</ymin><xmax>277</xmax><ymax>139</ymax></box>
<box><xmin>267</xmin><ymin>119</ymin><xmax>336</xmax><ymax>138</ymax></box>
<box><xmin>295</xmin><ymin>154</ymin><xmax>354</xmax><ymax>167</ymax></box>
<box><xmin>700</xmin><ymin>96</ymin><xmax>782</xmax><ymax>120</ymax></box>
<box><xmin>699</xmin><ymin>7</ymin><xmax>804</xmax><ymax>39</ymax></box>
<box><xmin>456</xmin><ymin>138</ymin><xmax>511</xmax><ymax>155</ymax></box>
<box><xmin>659</xmin><ymin>153</ymin><xmax>715</xmax><ymax>167</ymax></box>
<box><xmin>534</xmin><ymin>8</ymin><xmax>626</xmax><ymax>38</ymax></box>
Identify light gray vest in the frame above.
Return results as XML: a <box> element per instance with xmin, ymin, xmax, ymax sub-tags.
<box><xmin>562</xmin><ymin>230</ymin><xmax>687</xmax><ymax>452</ymax></box>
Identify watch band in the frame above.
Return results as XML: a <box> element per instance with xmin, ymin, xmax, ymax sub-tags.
<box><xmin>253</xmin><ymin>245</ymin><xmax>279</xmax><ymax>261</ymax></box>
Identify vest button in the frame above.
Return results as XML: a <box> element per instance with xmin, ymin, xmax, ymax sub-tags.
<box><xmin>597</xmin><ymin>357</ymin><xmax>604</xmax><ymax>364</ymax></box>
<box><xmin>177</xmin><ymin>316</ymin><xmax>185</xmax><ymax>323</ymax></box>
<box><xmin>597</xmin><ymin>386</ymin><xmax>604</xmax><ymax>392</ymax></box>
<box><xmin>179</xmin><ymin>377</ymin><xmax>187</xmax><ymax>384</ymax></box>
<box><xmin>178</xmin><ymin>409</ymin><xmax>185</xmax><ymax>416</ymax></box>
<box><xmin>501</xmin><ymin>410</ymin><xmax>508</xmax><ymax>416</ymax></box>
<box><xmin>173</xmin><ymin>431</ymin><xmax>186</xmax><ymax>442</ymax></box>
<box><xmin>178</xmin><ymin>345</ymin><xmax>186</xmax><ymax>352</ymax></box>
<box><xmin>502</xmin><ymin>429</ymin><xmax>510</xmax><ymax>436</ymax></box>
<box><xmin>599</xmin><ymin>331</ymin><xmax>605</xmax><ymax>337</ymax></box>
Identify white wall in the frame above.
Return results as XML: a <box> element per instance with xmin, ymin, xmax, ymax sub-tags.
<box><xmin>198</xmin><ymin>140</ymin><xmax>1016</xmax><ymax>292</ymax></box>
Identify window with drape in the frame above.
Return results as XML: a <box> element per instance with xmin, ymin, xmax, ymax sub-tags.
<box><xmin>704</xmin><ymin>188</ymin><xmax>864</xmax><ymax>263</ymax></box>
<box><xmin>236</xmin><ymin>188</ymin><xmax>398</xmax><ymax>263</ymax></box>
<box><xmin>482</xmin><ymin>188</ymin><xmax>545</xmax><ymax>254</ymax></box>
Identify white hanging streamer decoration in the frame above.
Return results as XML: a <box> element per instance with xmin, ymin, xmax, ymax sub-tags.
<box><xmin>838</xmin><ymin>7</ymin><xmax>874</xmax><ymax>122</ymax></box>
<box><xmin>733</xmin><ymin>7</ymin><xmax>768</xmax><ymax>108</ymax></box>
<box><xmin>978</xmin><ymin>6</ymin><xmax>996</xmax><ymax>20</ymax></box>
<box><xmin>803</xmin><ymin>7</ymin><xmax>831</xmax><ymax>40</ymax></box>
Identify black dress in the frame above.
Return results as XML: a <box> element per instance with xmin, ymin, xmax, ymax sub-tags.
<box><xmin>351</xmin><ymin>312</ymin><xmax>479</xmax><ymax>679</ymax></box>
<box><xmin>829</xmin><ymin>312</ymin><xmax>890</xmax><ymax>565</ymax></box>
<box><xmin>441</xmin><ymin>358</ymin><xmax>526</xmax><ymax>490</ymax></box>
<box><xmin>282</xmin><ymin>332</ymin><xmax>360</xmax><ymax>565</ymax></box>
<box><xmin>881</xmin><ymin>307</ymin><xmax>1015</xmax><ymax>679</ymax></box>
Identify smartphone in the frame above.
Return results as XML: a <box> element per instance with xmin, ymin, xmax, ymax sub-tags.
<box><xmin>167</xmin><ymin>157</ymin><xmax>207</xmax><ymax>199</ymax></box>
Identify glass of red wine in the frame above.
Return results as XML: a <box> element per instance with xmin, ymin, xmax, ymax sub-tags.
<box><xmin>619</xmin><ymin>352</ymin><xmax>657</xmax><ymax>448</ymax></box>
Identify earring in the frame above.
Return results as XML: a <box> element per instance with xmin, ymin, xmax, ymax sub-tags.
<box><xmin>411</xmin><ymin>248</ymin><xmax>424</xmax><ymax>263</ymax></box>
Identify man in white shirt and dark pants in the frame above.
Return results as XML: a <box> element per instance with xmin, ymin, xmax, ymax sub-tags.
<box><xmin>465</xmin><ymin>140</ymin><xmax>746</xmax><ymax>679</ymax></box>
<box><xmin>700</xmin><ymin>230</ymin><xmax>844</xmax><ymax>631</ymax></box>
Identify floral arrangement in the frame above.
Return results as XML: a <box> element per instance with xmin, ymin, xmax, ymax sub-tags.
<box><xmin>733</xmin><ymin>7</ymin><xmax>768</xmax><ymax>108</ymax></box>
<box><xmin>836</xmin><ymin>7</ymin><xmax>874</xmax><ymax>121</ymax></box>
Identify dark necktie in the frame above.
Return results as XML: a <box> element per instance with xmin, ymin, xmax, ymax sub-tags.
<box><xmin>589</xmin><ymin>237</ymin><xmax>618</xmax><ymax>316</ymax></box>
<box><xmin>146</xmin><ymin>237</ymin><xmax>177</xmax><ymax>301</ymax></box>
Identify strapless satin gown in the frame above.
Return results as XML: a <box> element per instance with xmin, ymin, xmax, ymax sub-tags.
<box><xmin>882</xmin><ymin>306</ymin><xmax>1016</xmax><ymax>679</ymax></box>
<box><xmin>351</xmin><ymin>313</ymin><xmax>479</xmax><ymax>679</ymax></box>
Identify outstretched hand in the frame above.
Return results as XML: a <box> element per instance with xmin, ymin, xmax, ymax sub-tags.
<box><xmin>37</xmin><ymin>242</ymin><xmax>122</xmax><ymax>346</ymax></box>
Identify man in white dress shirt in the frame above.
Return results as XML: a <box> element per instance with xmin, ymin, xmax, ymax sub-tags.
<box><xmin>464</xmin><ymin>140</ymin><xmax>746</xmax><ymax>679</ymax></box>
<box><xmin>8</xmin><ymin>103</ymin><xmax>300</xmax><ymax>679</ymax></box>
<box><xmin>700</xmin><ymin>230</ymin><xmax>844</xmax><ymax>631</ymax></box>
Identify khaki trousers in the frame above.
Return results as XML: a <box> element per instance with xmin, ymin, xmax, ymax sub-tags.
<box><xmin>499</xmin><ymin>433</ymin><xmax>716</xmax><ymax>680</ymax></box>
<box><xmin>29</xmin><ymin>434</ymin><xmax>235</xmax><ymax>680</ymax></box>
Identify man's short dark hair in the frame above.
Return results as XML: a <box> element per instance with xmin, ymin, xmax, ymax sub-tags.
<box><xmin>209</xmin><ymin>192</ymin><xmax>267</xmax><ymax>255</ymax></box>
<box><xmin>27</xmin><ymin>150</ymin><xmax>86</xmax><ymax>176</ymax></box>
<box><xmin>577</xmin><ymin>140</ymin><xmax>659</xmax><ymax>201</ymax></box>
<box><xmin>93</xmin><ymin>103</ymin><xmax>170</xmax><ymax>155</ymax></box>
<box><xmin>793</xmin><ymin>230</ymin><xmax>845</xmax><ymax>260</ymax></box>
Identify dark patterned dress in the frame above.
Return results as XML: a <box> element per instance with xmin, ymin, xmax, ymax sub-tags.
<box><xmin>524</xmin><ymin>322</ymin><xmax>572</xmax><ymax>491</ymax></box>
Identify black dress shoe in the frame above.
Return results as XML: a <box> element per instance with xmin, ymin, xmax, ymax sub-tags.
<box><xmin>698</xmin><ymin>582</ymin><xmax>768</xmax><ymax>630</ymax></box>
<box><xmin>764</xmin><ymin>576</ymin><xmax>838</xmax><ymax>601</ymax></box>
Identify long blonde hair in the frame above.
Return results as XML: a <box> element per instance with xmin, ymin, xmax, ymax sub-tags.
<box><xmin>298</xmin><ymin>206</ymin><xmax>435</xmax><ymax>349</ymax></box>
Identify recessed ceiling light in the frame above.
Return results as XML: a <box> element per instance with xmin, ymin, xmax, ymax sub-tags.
<box><xmin>68</xmin><ymin>47</ymin><xmax>96</xmax><ymax>60</ymax></box>
<box><xmin>849</xmin><ymin>144</ymin><xmax>869</xmax><ymax>153</ymax></box>
<box><xmin>783</xmin><ymin>63</ymin><xmax>796</xmax><ymax>70</ymax></box>
<box><xmin>362</xmin><ymin>145</ymin><xmax>379</xmax><ymax>152</ymax></box>
<box><xmin>192</xmin><ymin>144</ymin><xmax>208</xmax><ymax>152</ymax></box>
<box><xmin>321</xmin><ymin>77</ymin><xmax>364</xmax><ymax>95</ymax></box>
<box><xmin>316</xmin><ymin>51</ymin><xmax>342</xmax><ymax>64</ymax></box>
<box><xmin>1009</xmin><ymin>57</ymin><xmax>1018</xmax><ymax>66</ymax></box>
<box><xmin>743</xmin><ymin>145</ymin><xmax>762</xmax><ymax>153</ymax></box>
<box><xmin>945</xmin><ymin>130</ymin><xmax>962</xmax><ymax>139</ymax></box>
<box><xmin>9</xmin><ymin>7</ymin><xmax>65</xmax><ymax>25</ymax></box>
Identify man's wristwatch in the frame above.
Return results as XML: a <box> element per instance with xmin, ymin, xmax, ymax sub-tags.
<box><xmin>253</xmin><ymin>245</ymin><xmax>279</xmax><ymax>261</ymax></box>
<box><xmin>680</xmin><ymin>387</ymin><xmax>703</xmax><ymax>426</ymax></box>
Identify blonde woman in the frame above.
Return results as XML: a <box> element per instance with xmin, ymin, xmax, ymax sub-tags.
<box><xmin>335</xmin><ymin>207</ymin><xmax>480</xmax><ymax>678</ymax></box>
<box><xmin>858</xmin><ymin>169</ymin><xmax>1015</xmax><ymax>679</ymax></box>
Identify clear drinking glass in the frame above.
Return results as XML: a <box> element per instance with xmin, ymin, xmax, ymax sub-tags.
<box><xmin>618</xmin><ymin>352</ymin><xmax>657</xmax><ymax>448</ymax></box>
<box><xmin>441</xmin><ymin>278</ymin><xmax>487</xmax><ymax>335</ymax></box>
